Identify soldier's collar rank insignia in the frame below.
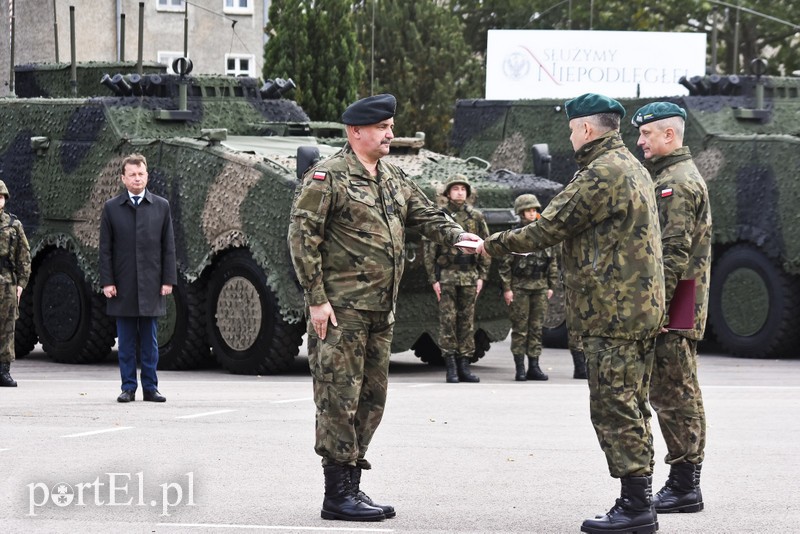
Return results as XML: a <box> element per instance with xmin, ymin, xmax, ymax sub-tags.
<box><xmin>312</xmin><ymin>170</ymin><xmax>327</xmax><ymax>181</ymax></box>
<box><xmin>660</xmin><ymin>188</ymin><xmax>673</xmax><ymax>198</ymax></box>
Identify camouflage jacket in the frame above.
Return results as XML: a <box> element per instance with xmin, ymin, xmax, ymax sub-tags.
<box><xmin>0</xmin><ymin>210</ymin><xmax>31</xmax><ymax>288</ymax></box>
<box><xmin>423</xmin><ymin>201</ymin><xmax>490</xmax><ymax>285</ymax></box>
<box><xmin>645</xmin><ymin>146</ymin><xmax>712</xmax><ymax>340</ymax></box>
<box><xmin>498</xmin><ymin>221</ymin><xmax>559</xmax><ymax>291</ymax></box>
<box><xmin>288</xmin><ymin>144</ymin><xmax>464</xmax><ymax>312</ymax></box>
<box><xmin>484</xmin><ymin>131</ymin><xmax>665</xmax><ymax>340</ymax></box>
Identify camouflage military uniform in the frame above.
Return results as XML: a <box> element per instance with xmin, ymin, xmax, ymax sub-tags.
<box><xmin>498</xmin><ymin>227</ymin><xmax>558</xmax><ymax>362</ymax></box>
<box><xmin>484</xmin><ymin>130</ymin><xmax>666</xmax><ymax>478</ymax></box>
<box><xmin>423</xmin><ymin>201</ymin><xmax>490</xmax><ymax>361</ymax></box>
<box><xmin>288</xmin><ymin>144</ymin><xmax>464</xmax><ymax>467</ymax></box>
<box><xmin>646</xmin><ymin>146</ymin><xmax>711</xmax><ymax>466</ymax></box>
<box><xmin>0</xmin><ymin>208</ymin><xmax>31</xmax><ymax>365</ymax></box>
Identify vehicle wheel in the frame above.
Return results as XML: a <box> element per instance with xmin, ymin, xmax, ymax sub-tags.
<box><xmin>157</xmin><ymin>275</ymin><xmax>211</xmax><ymax>370</ymax></box>
<box><xmin>708</xmin><ymin>244</ymin><xmax>800</xmax><ymax>358</ymax></box>
<box><xmin>471</xmin><ymin>330</ymin><xmax>490</xmax><ymax>362</ymax></box>
<box><xmin>33</xmin><ymin>250</ymin><xmax>116</xmax><ymax>363</ymax></box>
<box><xmin>412</xmin><ymin>333</ymin><xmax>443</xmax><ymax>365</ymax></box>
<box><xmin>14</xmin><ymin>284</ymin><xmax>37</xmax><ymax>358</ymax></box>
<box><xmin>542</xmin><ymin>286</ymin><xmax>568</xmax><ymax>348</ymax></box>
<box><xmin>207</xmin><ymin>250</ymin><xmax>303</xmax><ymax>374</ymax></box>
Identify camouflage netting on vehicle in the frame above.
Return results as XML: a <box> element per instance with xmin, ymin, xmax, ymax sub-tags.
<box><xmin>15</xmin><ymin>61</ymin><xmax>166</xmax><ymax>98</ymax></box>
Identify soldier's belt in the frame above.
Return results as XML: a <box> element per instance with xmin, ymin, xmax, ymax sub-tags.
<box><xmin>452</xmin><ymin>255</ymin><xmax>477</xmax><ymax>265</ymax></box>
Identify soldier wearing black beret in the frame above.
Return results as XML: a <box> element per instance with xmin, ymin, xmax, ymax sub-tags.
<box><xmin>633</xmin><ymin>101</ymin><xmax>711</xmax><ymax>516</ymax></box>
<box><xmin>289</xmin><ymin>95</ymin><xmax>482</xmax><ymax>522</ymax></box>
<box><xmin>479</xmin><ymin>93</ymin><xmax>665</xmax><ymax>534</ymax></box>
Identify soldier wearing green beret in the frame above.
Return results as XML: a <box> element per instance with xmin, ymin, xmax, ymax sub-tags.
<box><xmin>0</xmin><ymin>179</ymin><xmax>31</xmax><ymax>387</ymax></box>
<box><xmin>288</xmin><ymin>93</ymin><xmax>481</xmax><ymax>522</ymax></box>
<box><xmin>633</xmin><ymin>101</ymin><xmax>711</xmax><ymax>515</ymax></box>
<box><xmin>423</xmin><ymin>175</ymin><xmax>490</xmax><ymax>383</ymax></box>
<box><xmin>498</xmin><ymin>194</ymin><xmax>558</xmax><ymax>381</ymax></box>
<box><xmin>478</xmin><ymin>93</ymin><xmax>665</xmax><ymax>534</ymax></box>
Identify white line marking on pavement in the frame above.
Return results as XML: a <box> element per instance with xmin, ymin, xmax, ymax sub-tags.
<box><xmin>61</xmin><ymin>426</ymin><xmax>134</xmax><ymax>438</ymax></box>
<box><xmin>271</xmin><ymin>397</ymin><xmax>313</xmax><ymax>404</ymax></box>
<box><xmin>176</xmin><ymin>409</ymin><xmax>237</xmax><ymax>419</ymax></box>
<box><xmin>159</xmin><ymin>523</ymin><xmax>393</xmax><ymax>532</ymax></box>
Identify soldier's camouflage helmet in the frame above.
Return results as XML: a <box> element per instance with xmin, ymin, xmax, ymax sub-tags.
<box><xmin>514</xmin><ymin>193</ymin><xmax>541</xmax><ymax>214</ymax></box>
<box><xmin>0</xmin><ymin>180</ymin><xmax>9</xmax><ymax>200</ymax></box>
<box><xmin>443</xmin><ymin>174</ymin><xmax>471</xmax><ymax>197</ymax></box>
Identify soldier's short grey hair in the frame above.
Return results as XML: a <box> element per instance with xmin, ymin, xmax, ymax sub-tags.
<box><xmin>588</xmin><ymin>112</ymin><xmax>621</xmax><ymax>132</ymax></box>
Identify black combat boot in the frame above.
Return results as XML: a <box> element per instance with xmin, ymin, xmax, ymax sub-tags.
<box><xmin>526</xmin><ymin>356</ymin><xmax>548</xmax><ymax>381</ymax></box>
<box><xmin>572</xmin><ymin>349</ymin><xmax>588</xmax><ymax>379</ymax></box>
<box><xmin>0</xmin><ymin>362</ymin><xmax>17</xmax><ymax>387</ymax></box>
<box><xmin>444</xmin><ymin>355</ymin><xmax>459</xmax><ymax>383</ymax></box>
<box><xmin>653</xmin><ymin>462</ymin><xmax>704</xmax><ymax>513</ymax></box>
<box><xmin>350</xmin><ymin>466</ymin><xmax>396</xmax><ymax>518</ymax></box>
<box><xmin>513</xmin><ymin>355</ymin><xmax>527</xmax><ymax>381</ymax></box>
<box><xmin>321</xmin><ymin>464</ymin><xmax>385</xmax><ymax>521</ymax></box>
<box><xmin>581</xmin><ymin>476</ymin><xmax>658</xmax><ymax>534</ymax></box>
<box><xmin>456</xmin><ymin>357</ymin><xmax>480</xmax><ymax>382</ymax></box>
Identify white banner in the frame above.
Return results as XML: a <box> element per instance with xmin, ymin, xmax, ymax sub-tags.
<box><xmin>486</xmin><ymin>30</ymin><xmax>707</xmax><ymax>99</ymax></box>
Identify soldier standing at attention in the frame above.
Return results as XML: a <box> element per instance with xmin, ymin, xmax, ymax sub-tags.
<box><xmin>477</xmin><ymin>93</ymin><xmax>665</xmax><ymax>534</ymax></box>
<box><xmin>288</xmin><ymin>94</ymin><xmax>480</xmax><ymax>522</ymax></box>
<box><xmin>498</xmin><ymin>194</ymin><xmax>558</xmax><ymax>381</ymax></box>
<box><xmin>633</xmin><ymin>102</ymin><xmax>711</xmax><ymax>514</ymax></box>
<box><xmin>424</xmin><ymin>175</ymin><xmax>490</xmax><ymax>383</ymax></box>
<box><xmin>0</xmin><ymin>180</ymin><xmax>31</xmax><ymax>387</ymax></box>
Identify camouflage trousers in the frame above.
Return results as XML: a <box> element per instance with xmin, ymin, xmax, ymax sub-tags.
<box><xmin>509</xmin><ymin>287</ymin><xmax>548</xmax><ymax>358</ymax></box>
<box><xmin>307</xmin><ymin>306</ymin><xmax>393</xmax><ymax>466</ymax></box>
<box><xmin>438</xmin><ymin>283</ymin><xmax>477</xmax><ymax>357</ymax></box>
<box><xmin>584</xmin><ymin>336</ymin><xmax>655</xmax><ymax>478</ymax></box>
<box><xmin>0</xmin><ymin>283</ymin><xmax>17</xmax><ymax>363</ymax></box>
<box><xmin>568</xmin><ymin>328</ymin><xmax>583</xmax><ymax>353</ymax></box>
<box><xmin>650</xmin><ymin>333</ymin><xmax>706</xmax><ymax>465</ymax></box>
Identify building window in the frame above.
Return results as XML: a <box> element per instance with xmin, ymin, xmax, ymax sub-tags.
<box><xmin>158</xmin><ymin>51</ymin><xmax>186</xmax><ymax>74</ymax></box>
<box><xmin>225</xmin><ymin>54</ymin><xmax>255</xmax><ymax>77</ymax></box>
<box><xmin>223</xmin><ymin>0</ymin><xmax>253</xmax><ymax>15</ymax></box>
<box><xmin>157</xmin><ymin>0</ymin><xmax>185</xmax><ymax>12</ymax></box>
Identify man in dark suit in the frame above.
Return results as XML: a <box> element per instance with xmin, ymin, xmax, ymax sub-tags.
<box><xmin>100</xmin><ymin>153</ymin><xmax>177</xmax><ymax>403</ymax></box>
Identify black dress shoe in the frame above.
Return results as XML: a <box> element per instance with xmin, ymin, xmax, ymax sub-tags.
<box><xmin>117</xmin><ymin>390</ymin><xmax>136</xmax><ymax>403</ymax></box>
<box><xmin>143</xmin><ymin>390</ymin><xmax>166</xmax><ymax>402</ymax></box>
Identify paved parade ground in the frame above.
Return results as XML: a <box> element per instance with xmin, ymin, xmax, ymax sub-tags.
<box><xmin>2</xmin><ymin>338</ymin><xmax>799</xmax><ymax>533</ymax></box>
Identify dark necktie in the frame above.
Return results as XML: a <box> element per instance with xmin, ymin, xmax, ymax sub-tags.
<box><xmin>132</xmin><ymin>195</ymin><xmax>140</xmax><ymax>206</ymax></box>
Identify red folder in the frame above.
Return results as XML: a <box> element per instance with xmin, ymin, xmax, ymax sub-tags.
<box><xmin>666</xmin><ymin>279</ymin><xmax>696</xmax><ymax>330</ymax></box>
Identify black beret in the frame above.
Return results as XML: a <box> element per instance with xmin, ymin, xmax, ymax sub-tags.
<box><xmin>341</xmin><ymin>94</ymin><xmax>397</xmax><ymax>125</ymax></box>
<box><xmin>565</xmin><ymin>93</ymin><xmax>626</xmax><ymax>120</ymax></box>
<box><xmin>631</xmin><ymin>102</ymin><xmax>687</xmax><ymax>128</ymax></box>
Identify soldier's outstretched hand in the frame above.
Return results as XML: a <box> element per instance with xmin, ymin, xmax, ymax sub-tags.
<box><xmin>455</xmin><ymin>232</ymin><xmax>482</xmax><ymax>254</ymax></box>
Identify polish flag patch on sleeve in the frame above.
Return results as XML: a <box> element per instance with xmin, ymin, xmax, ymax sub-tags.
<box><xmin>312</xmin><ymin>170</ymin><xmax>327</xmax><ymax>181</ymax></box>
<box><xmin>660</xmin><ymin>188</ymin><xmax>673</xmax><ymax>198</ymax></box>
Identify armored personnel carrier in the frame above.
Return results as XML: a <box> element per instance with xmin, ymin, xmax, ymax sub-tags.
<box><xmin>0</xmin><ymin>56</ymin><xmax>564</xmax><ymax>374</ymax></box>
<box><xmin>451</xmin><ymin>61</ymin><xmax>800</xmax><ymax>359</ymax></box>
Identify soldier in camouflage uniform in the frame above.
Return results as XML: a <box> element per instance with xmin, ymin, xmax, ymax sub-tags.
<box><xmin>479</xmin><ymin>94</ymin><xmax>665</xmax><ymax>534</ymax></box>
<box><xmin>288</xmin><ymin>94</ymin><xmax>479</xmax><ymax>522</ymax></box>
<box><xmin>499</xmin><ymin>194</ymin><xmax>558</xmax><ymax>381</ymax></box>
<box><xmin>633</xmin><ymin>102</ymin><xmax>712</xmax><ymax>514</ymax></box>
<box><xmin>424</xmin><ymin>175</ymin><xmax>490</xmax><ymax>383</ymax></box>
<box><xmin>0</xmin><ymin>180</ymin><xmax>31</xmax><ymax>387</ymax></box>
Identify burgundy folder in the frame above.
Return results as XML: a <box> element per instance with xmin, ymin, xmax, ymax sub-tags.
<box><xmin>666</xmin><ymin>279</ymin><xmax>696</xmax><ymax>330</ymax></box>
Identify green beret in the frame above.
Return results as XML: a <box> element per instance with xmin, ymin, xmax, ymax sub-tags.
<box><xmin>564</xmin><ymin>93</ymin><xmax>626</xmax><ymax>120</ymax></box>
<box><xmin>631</xmin><ymin>102</ymin><xmax>687</xmax><ymax>128</ymax></box>
<box><xmin>341</xmin><ymin>94</ymin><xmax>397</xmax><ymax>125</ymax></box>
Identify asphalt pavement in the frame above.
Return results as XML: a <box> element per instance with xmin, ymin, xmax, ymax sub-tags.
<box><xmin>2</xmin><ymin>338</ymin><xmax>799</xmax><ymax>533</ymax></box>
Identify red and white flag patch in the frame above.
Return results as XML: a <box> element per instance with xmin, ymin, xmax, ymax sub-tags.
<box><xmin>312</xmin><ymin>171</ymin><xmax>327</xmax><ymax>181</ymax></box>
<box><xmin>660</xmin><ymin>188</ymin><xmax>673</xmax><ymax>198</ymax></box>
